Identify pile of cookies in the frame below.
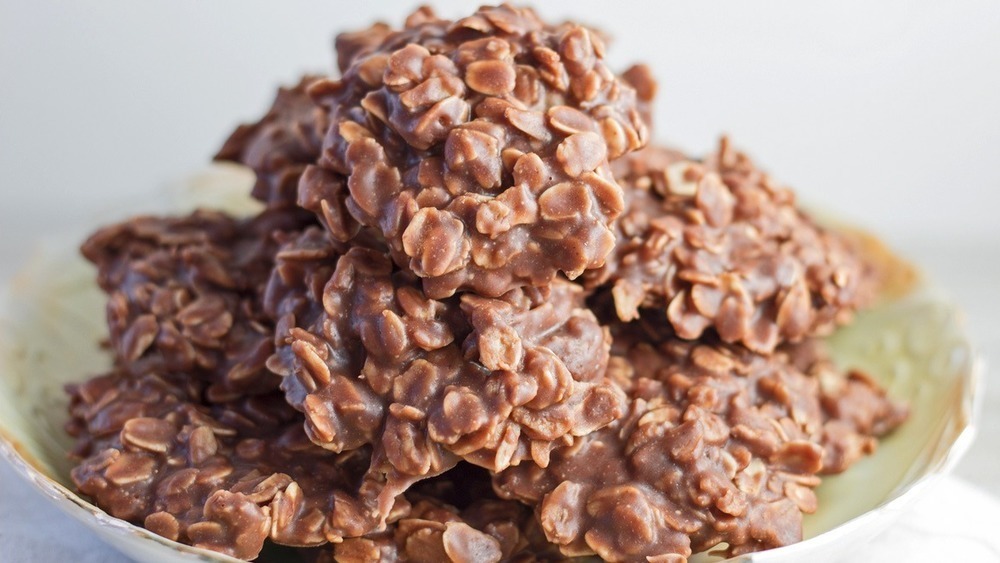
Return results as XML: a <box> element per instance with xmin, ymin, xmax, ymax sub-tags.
<box><xmin>66</xmin><ymin>5</ymin><xmax>906</xmax><ymax>562</ymax></box>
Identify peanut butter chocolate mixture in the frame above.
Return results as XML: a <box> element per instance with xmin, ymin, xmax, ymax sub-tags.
<box><xmin>263</xmin><ymin>227</ymin><xmax>623</xmax><ymax>532</ymax></box>
<box><xmin>305</xmin><ymin>4</ymin><xmax>649</xmax><ymax>298</ymax></box>
<box><xmin>81</xmin><ymin>208</ymin><xmax>311</xmax><ymax>401</ymax></box>
<box><xmin>330</xmin><ymin>498</ymin><xmax>542</xmax><ymax>563</ymax></box>
<box><xmin>326</xmin><ymin>465</ymin><xmax>565</xmax><ymax>563</ymax></box>
<box><xmin>585</xmin><ymin>141</ymin><xmax>874</xmax><ymax>353</ymax></box>
<box><xmin>67</xmin><ymin>371</ymin><xmax>374</xmax><ymax>559</ymax></box>
<box><xmin>215</xmin><ymin>76</ymin><xmax>329</xmax><ymax>209</ymax></box>
<box><xmin>67</xmin><ymin>371</ymin><xmax>563</xmax><ymax>562</ymax></box>
<box><xmin>64</xmin><ymin>4</ymin><xmax>908</xmax><ymax>562</ymax></box>
<box><xmin>493</xmin><ymin>319</ymin><xmax>906</xmax><ymax>561</ymax></box>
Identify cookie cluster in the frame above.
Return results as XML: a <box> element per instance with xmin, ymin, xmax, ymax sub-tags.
<box><xmin>66</xmin><ymin>5</ymin><xmax>905</xmax><ymax>562</ymax></box>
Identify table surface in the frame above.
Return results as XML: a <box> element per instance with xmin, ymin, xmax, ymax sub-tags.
<box><xmin>0</xmin><ymin>235</ymin><xmax>997</xmax><ymax>562</ymax></box>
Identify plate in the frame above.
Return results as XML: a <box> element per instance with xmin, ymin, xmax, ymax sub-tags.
<box><xmin>0</xmin><ymin>167</ymin><xmax>981</xmax><ymax>563</ymax></box>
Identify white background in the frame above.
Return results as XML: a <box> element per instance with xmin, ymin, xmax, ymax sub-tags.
<box><xmin>2</xmin><ymin>1</ymin><xmax>999</xmax><ymax>247</ymax></box>
<box><xmin>1</xmin><ymin>0</ymin><xmax>999</xmax><ymax>560</ymax></box>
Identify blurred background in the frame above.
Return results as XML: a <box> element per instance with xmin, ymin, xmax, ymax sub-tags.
<box><xmin>0</xmin><ymin>0</ymin><xmax>998</xmax><ymax>558</ymax></box>
<box><xmin>3</xmin><ymin>1</ymin><xmax>999</xmax><ymax>246</ymax></box>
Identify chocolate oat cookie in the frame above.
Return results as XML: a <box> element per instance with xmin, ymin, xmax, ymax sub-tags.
<box><xmin>215</xmin><ymin>76</ymin><xmax>329</xmax><ymax>209</ymax></box>
<box><xmin>263</xmin><ymin>228</ymin><xmax>624</xmax><ymax>530</ymax></box>
<box><xmin>330</xmin><ymin>498</ymin><xmax>534</xmax><ymax>563</ymax></box>
<box><xmin>493</xmin><ymin>319</ymin><xmax>906</xmax><ymax>561</ymax></box>
<box><xmin>327</xmin><ymin>465</ymin><xmax>563</xmax><ymax>563</ymax></box>
<box><xmin>301</xmin><ymin>4</ymin><xmax>649</xmax><ymax>298</ymax></box>
<box><xmin>586</xmin><ymin>140</ymin><xmax>875</xmax><ymax>353</ymax></box>
<box><xmin>66</xmin><ymin>370</ymin><xmax>378</xmax><ymax>560</ymax></box>
<box><xmin>81</xmin><ymin>208</ymin><xmax>311</xmax><ymax>401</ymax></box>
<box><xmin>67</xmin><ymin>368</ymin><xmax>567</xmax><ymax>562</ymax></box>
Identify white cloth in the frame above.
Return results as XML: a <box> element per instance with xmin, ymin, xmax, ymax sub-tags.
<box><xmin>861</xmin><ymin>476</ymin><xmax>1000</xmax><ymax>561</ymax></box>
<box><xmin>1</xmin><ymin>458</ymin><xmax>998</xmax><ymax>562</ymax></box>
<box><xmin>0</xmin><ymin>459</ymin><xmax>130</xmax><ymax>563</ymax></box>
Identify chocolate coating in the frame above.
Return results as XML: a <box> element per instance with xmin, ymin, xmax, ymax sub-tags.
<box><xmin>81</xmin><ymin>208</ymin><xmax>311</xmax><ymax>401</ymax></box>
<box><xmin>215</xmin><ymin>76</ymin><xmax>328</xmax><ymax>208</ymax></box>
<box><xmin>303</xmin><ymin>4</ymin><xmax>649</xmax><ymax>298</ymax></box>
<box><xmin>66</xmin><ymin>371</ymin><xmax>377</xmax><ymax>560</ymax></box>
<box><xmin>67</xmin><ymin>372</ymin><xmax>568</xmax><ymax>561</ymax></box>
<box><xmin>264</xmin><ymin>227</ymin><xmax>624</xmax><ymax>531</ymax></box>
<box><xmin>585</xmin><ymin>140</ymin><xmax>875</xmax><ymax>353</ymax></box>
<box><xmin>327</xmin><ymin>465</ymin><xmax>564</xmax><ymax>563</ymax></box>
<box><xmin>493</xmin><ymin>318</ymin><xmax>907</xmax><ymax>561</ymax></box>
